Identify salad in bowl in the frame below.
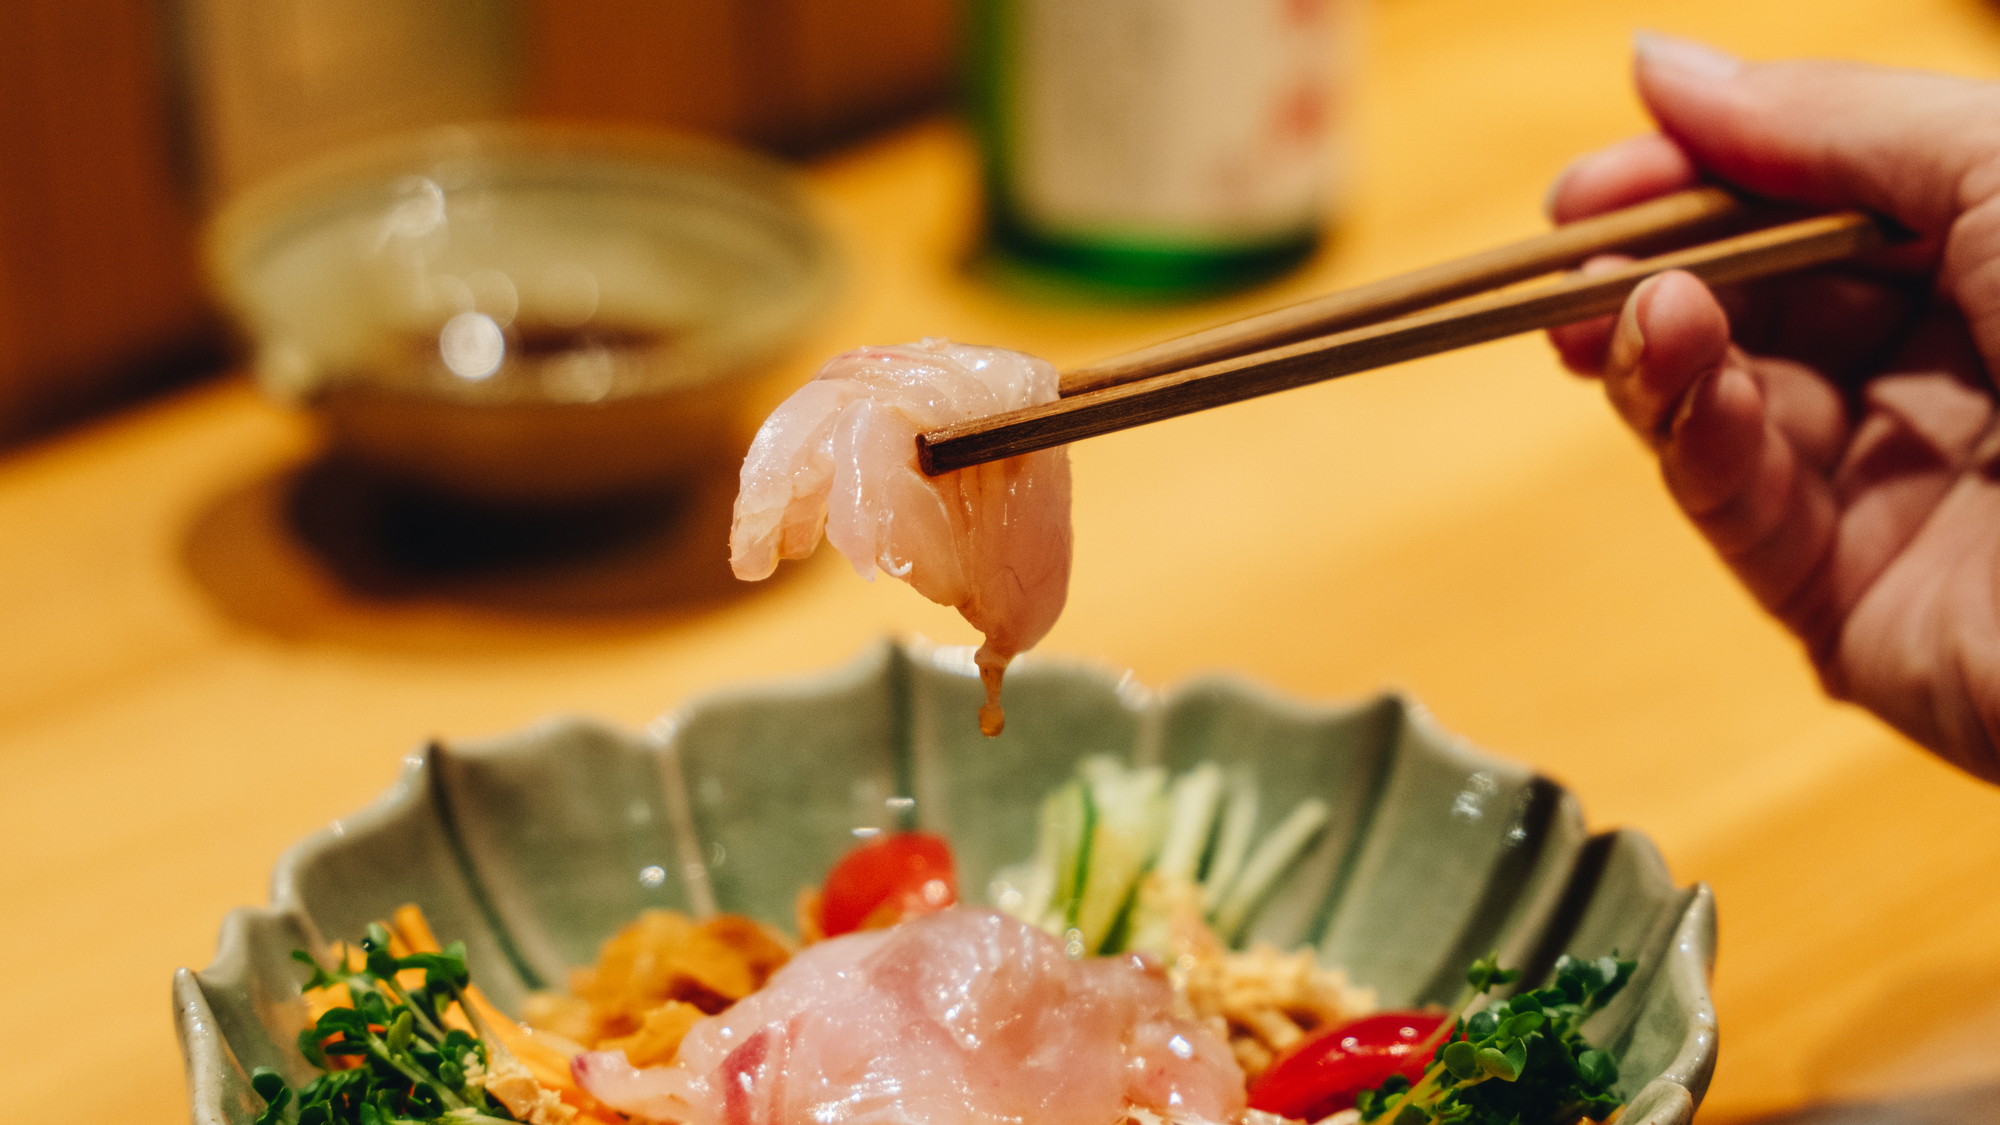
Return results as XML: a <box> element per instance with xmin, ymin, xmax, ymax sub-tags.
<box><xmin>175</xmin><ymin>644</ymin><xmax>1715</xmax><ymax>1125</ymax></box>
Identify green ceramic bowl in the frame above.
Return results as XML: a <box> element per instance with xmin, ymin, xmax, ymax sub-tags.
<box><xmin>206</xmin><ymin>123</ymin><xmax>839</xmax><ymax>503</ymax></box>
<box><xmin>174</xmin><ymin>643</ymin><xmax>1716</xmax><ymax>1125</ymax></box>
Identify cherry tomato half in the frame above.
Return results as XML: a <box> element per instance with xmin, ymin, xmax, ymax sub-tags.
<box><xmin>817</xmin><ymin>831</ymin><xmax>958</xmax><ymax>937</ymax></box>
<box><xmin>1247</xmin><ymin>1010</ymin><xmax>1449</xmax><ymax>1122</ymax></box>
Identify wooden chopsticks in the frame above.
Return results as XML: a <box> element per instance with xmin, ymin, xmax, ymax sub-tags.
<box><xmin>916</xmin><ymin>189</ymin><xmax>1893</xmax><ymax>476</ymax></box>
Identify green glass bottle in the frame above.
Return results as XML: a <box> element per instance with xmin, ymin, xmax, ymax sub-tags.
<box><xmin>969</xmin><ymin>0</ymin><xmax>1342</xmax><ymax>299</ymax></box>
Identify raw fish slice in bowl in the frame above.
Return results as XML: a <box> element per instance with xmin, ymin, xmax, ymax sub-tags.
<box><xmin>730</xmin><ymin>340</ymin><xmax>1072</xmax><ymax>734</ymax></box>
<box><xmin>572</xmin><ymin>907</ymin><xmax>1245</xmax><ymax>1125</ymax></box>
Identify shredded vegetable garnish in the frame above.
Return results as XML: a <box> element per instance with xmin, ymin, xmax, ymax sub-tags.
<box><xmin>251</xmin><ymin>908</ymin><xmax>621</xmax><ymax>1125</ymax></box>
<box><xmin>253</xmin><ymin>923</ymin><xmax>516</xmax><ymax>1125</ymax></box>
<box><xmin>995</xmin><ymin>757</ymin><xmax>1331</xmax><ymax>956</ymax></box>
<box><xmin>1354</xmin><ymin>953</ymin><xmax>1634</xmax><ymax>1125</ymax></box>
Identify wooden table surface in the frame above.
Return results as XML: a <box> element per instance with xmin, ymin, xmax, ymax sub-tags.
<box><xmin>10</xmin><ymin>1</ymin><xmax>2000</xmax><ymax>1122</ymax></box>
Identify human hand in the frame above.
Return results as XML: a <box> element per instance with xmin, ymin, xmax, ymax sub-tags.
<box><xmin>1548</xmin><ymin>34</ymin><xmax>2000</xmax><ymax>780</ymax></box>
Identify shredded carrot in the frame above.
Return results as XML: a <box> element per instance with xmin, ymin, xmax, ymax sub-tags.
<box><xmin>390</xmin><ymin>904</ymin><xmax>444</xmax><ymax>952</ymax></box>
<box><xmin>387</xmin><ymin>904</ymin><xmax>626</xmax><ymax>1125</ymax></box>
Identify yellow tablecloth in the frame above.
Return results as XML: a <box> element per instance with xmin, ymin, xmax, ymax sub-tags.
<box><xmin>8</xmin><ymin>1</ymin><xmax>2000</xmax><ymax>1121</ymax></box>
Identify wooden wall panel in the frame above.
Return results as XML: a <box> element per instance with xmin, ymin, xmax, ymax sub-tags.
<box><xmin>0</xmin><ymin>0</ymin><xmax>212</xmax><ymax>442</ymax></box>
<box><xmin>524</xmin><ymin>0</ymin><xmax>758</xmax><ymax>137</ymax></box>
<box><xmin>523</xmin><ymin>0</ymin><xmax>956</xmax><ymax>150</ymax></box>
<box><xmin>777</xmin><ymin>0</ymin><xmax>959</xmax><ymax>144</ymax></box>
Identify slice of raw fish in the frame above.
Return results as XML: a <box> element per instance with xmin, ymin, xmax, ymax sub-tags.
<box><xmin>573</xmin><ymin>907</ymin><xmax>1245</xmax><ymax>1125</ymax></box>
<box><xmin>729</xmin><ymin>340</ymin><xmax>1072</xmax><ymax>735</ymax></box>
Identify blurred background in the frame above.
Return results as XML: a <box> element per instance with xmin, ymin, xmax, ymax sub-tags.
<box><xmin>0</xmin><ymin>0</ymin><xmax>958</xmax><ymax>446</ymax></box>
<box><xmin>13</xmin><ymin>2</ymin><xmax>2000</xmax><ymax>1125</ymax></box>
<box><xmin>7</xmin><ymin>0</ymin><xmax>1369</xmax><ymax>601</ymax></box>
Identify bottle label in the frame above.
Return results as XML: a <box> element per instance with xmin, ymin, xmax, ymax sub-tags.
<box><xmin>1003</xmin><ymin>0</ymin><xmax>1338</xmax><ymax>247</ymax></box>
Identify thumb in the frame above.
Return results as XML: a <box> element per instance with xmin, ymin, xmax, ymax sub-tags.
<box><xmin>1633</xmin><ymin>33</ymin><xmax>2000</xmax><ymax>236</ymax></box>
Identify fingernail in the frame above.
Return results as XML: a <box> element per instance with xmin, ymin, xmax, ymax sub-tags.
<box><xmin>1604</xmin><ymin>277</ymin><xmax>1656</xmax><ymax>381</ymax></box>
<box><xmin>1544</xmin><ymin>153</ymin><xmax>1590</xmax><ymax>219</ymax></box>
<box><xmin>1633</xmin><ymin>31</ymin><xmax>1742</xmax><ymax>81</ymax></box>
<box><xmin>1665</xmin><ymin>365</ymin><xmax>1717</xmax><ymax>443</ymax></box>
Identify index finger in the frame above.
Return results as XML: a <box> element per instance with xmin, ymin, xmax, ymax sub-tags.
<box><xmin>1549</xmin><ymin>133</ymin><xmax>1703</xmax><ymax>223</ymax></box>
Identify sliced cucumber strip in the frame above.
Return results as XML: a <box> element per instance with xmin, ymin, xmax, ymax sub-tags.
<box><xmin>1039</xmin><ymin>780</ymin><xmax>1092</xmax><ymax>932</ymax></box>
<box><xmin>1211</xmin><ymin>797</ymin><xmax>1330</xmax><ymax>941</ymax></box>
<box><xmin>1073</xmin><ymin>758</ymin><xmax>1167</xmax><ymax>953</ymax></box>
<box><xmin>1200</xmin><ymin>778</ymin><xmax>1261</xmax><ymax>913</ymax></box>
<box><xmin>1153</xmin><ymin>762</ymin><xmax>1224</xmax><ymax>884</ymax></box>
